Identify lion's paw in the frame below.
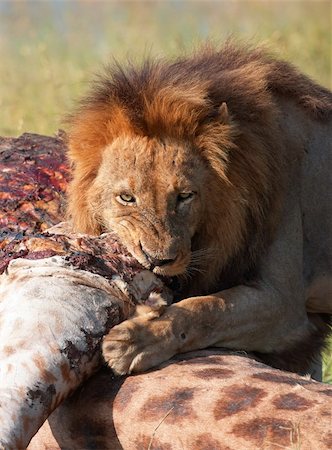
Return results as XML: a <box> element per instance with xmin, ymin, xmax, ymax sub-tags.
<box><xmin>102</xmin><ymin>314</ymin><xmax>176</xmax><ymax>375</ymax></box>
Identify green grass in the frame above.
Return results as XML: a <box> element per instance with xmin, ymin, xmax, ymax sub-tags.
<box><xmin>1</xmin><ymin>0</ymin><xmax>331</xmax><ymax>382</ymax></box>
<box><xmin>323</xmin><ymin>336</ymin><xmax>332</xmax><ymax>383</ymax></box>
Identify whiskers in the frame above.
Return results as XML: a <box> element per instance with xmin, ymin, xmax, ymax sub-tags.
<box><xmin>178</xmin><ymin>247</ymin><xmax>218</xmax><ymax>283</ymax></box>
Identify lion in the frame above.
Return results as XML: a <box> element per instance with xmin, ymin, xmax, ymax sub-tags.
<box><xmin>66</xmin><ymin>42</ymin><xmax>332</xmax><ymax>377</ymax></box>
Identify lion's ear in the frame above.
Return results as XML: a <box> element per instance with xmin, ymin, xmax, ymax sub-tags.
<box><xmin>219</xmin><ymin>102</ymin><xmax>229</xmax><ymax>124</ymax></box>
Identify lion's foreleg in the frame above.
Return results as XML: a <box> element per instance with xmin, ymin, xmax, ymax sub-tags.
<box><xmin>104</xmin><ymin>194</ymin><xmax>317</xmax><ymax>375</ymax></box>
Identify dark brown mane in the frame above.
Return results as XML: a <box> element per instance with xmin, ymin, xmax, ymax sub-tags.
<box><xmin>82</xmin><ymin>42</ymin><xmax>332</xmax><ymax>139</ymax></box>
<box><xmin>66</xmin><ymin>44</ymin><xmax>332</xmax><ymax>377</ymax></box>
<box><xmin>66</xmin><ymin>42</ymin><xmax>332</xmax><ymax>288</ymax></box>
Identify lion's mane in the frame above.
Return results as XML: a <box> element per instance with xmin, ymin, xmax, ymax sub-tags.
<box><xmin>67</xmin><ymin>42</ymin><xmax>332</xmax><ymax>291</ymax></box>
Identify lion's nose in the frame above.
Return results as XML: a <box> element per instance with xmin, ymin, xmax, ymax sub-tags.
<box><xmin>140</xmin><ymin>245</ymin><xmax>176</xmax><ymax>268</ymax></box>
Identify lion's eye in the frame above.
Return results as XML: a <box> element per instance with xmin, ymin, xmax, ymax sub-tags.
<box><xmin>177</xmin><ymin>192</ymin><xmax>194</xmax><ymax>202</ymax></box>
<box><xmin>117</xmin><ymin>193</ymin><xmax>136</xmax><ymax>205</ymax></box>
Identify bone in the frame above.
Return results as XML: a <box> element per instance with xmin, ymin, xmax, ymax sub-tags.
<box><xmin>0</xmin><ymin>226</ymin><xmax>171</xmax><ymax>449</ymax></box>
<box><xmin>1</xmin><ymin>133</ymin><xmax>331</xmax><ymax>449</ymax></box>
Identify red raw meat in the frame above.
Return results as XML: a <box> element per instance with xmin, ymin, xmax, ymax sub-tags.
<box><xmin>0</xmin><ymin>132</ymin><xmax>70</xmax><ymax>235</ymax></box>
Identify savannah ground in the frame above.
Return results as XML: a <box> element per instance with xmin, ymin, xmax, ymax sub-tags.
<box><xmin>0</xmin><ymin>0</ymin><xmax>331</xmax><ymax>382</ymax></box>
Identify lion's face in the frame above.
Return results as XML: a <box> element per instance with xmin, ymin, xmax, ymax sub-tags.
<box><xmin>89</xmin><ymin>135</ymin><xmax>209</xmax><ymax>276</ymax></box>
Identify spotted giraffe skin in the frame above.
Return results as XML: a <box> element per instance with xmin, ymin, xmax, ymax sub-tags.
<box><xmin>0</xmin><ymin>224</ymin><xmax>170</xmax><ymax>449</ymax></box>
<box><xmin>29</xmin><ymin>349</ymin><xmax>332</xmax><ymax>450</ymax></box>
<box><xmin>1</xmin><ymin>134</ymin><xmax>331</xmax><ymax>449</ymax></box>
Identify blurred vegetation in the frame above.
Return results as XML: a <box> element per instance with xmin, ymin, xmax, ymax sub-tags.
<box><xmin>323</xmin><ymin>338</ymin><xmax>332</xmax><ymax>384</ymax></box>
<box><xmin>0</xmin><ymin>0</ymin><xmax>330</xmax><ymax>136</ymax></box>
<box><xmin>0</xmin><ymin>0</ymin><xmax>331</xmax><ymax>382</ymax></box>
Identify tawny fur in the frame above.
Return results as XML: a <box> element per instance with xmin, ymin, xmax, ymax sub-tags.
<box><xmin>66</xmin><ymin>42</ymin><xmax>332</xmax><ymax>374</ymax></box>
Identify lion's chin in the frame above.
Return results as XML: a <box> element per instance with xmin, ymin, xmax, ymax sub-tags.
<box><xmin>130</xmin><ymin>247</ymin><xmax>190</xmax><ymax>278</ymax></box>
<box><xmin>152</xmin><ymin>265</ymin><xmax>185</xmax><ymax>277</ymax></box>
<box><xmin>152</xmin><ymin>257</ymin><xmax>190</xmax><ymax>277</ymax></box>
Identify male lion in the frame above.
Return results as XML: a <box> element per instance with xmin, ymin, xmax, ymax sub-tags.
<box><xmin>67</xmin><ymin>43</ymin><xmax>332</xmax><ymax>376</ymax></box>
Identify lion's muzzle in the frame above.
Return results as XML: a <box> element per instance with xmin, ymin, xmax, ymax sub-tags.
<box><xmin>140</xmin><ymin>245</ymin><xmax>177</xmax><ymax>270</ymax></box>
